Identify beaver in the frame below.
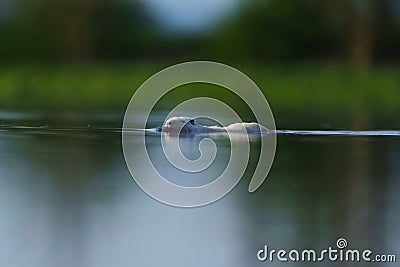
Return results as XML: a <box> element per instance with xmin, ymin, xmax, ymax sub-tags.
<box><xmin>161</xmin><ymin>116</ymin><xmax>269</xmax><ymax>134</ymax></box>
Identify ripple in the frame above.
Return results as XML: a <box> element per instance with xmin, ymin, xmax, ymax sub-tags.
<box><xmin>276</xmin><ymin>130</ymin><xmax>400</xmax><ymax>137</ymax></box>
<box><xmin>1</xmin><ymin>125</ymin><xmax>400</xmax><ymax>137</ymax></box>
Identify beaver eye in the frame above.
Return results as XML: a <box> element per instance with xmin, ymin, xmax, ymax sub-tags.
<box><xmin>189</xmin><ymin>119</ymin><xmax>195</xmax><ymax>125</ymax></box>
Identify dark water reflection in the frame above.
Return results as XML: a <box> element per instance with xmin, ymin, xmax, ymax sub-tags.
<box><xmin>0</xmin><ymin>111</ymin><xmax>399</xmax><ymax>267</ymax></box>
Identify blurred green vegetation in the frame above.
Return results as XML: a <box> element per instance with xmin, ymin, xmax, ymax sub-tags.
<box><xmin>0</xmin><ymin>0</ymin><xmax>399</xmax><ymax>116</ymax></box>
<box><xmin>1</xmin><ymin>63</ymin><xmax>399</xmax><ymax>116</ymax></box>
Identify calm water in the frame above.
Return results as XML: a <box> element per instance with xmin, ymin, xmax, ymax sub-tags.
<box><xmin>0</xmin><ymin>111</ymin><xmax>399</xmax><ymax>267</ymax></box>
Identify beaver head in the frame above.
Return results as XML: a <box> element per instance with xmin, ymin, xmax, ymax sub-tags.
<box><xmin>162</xmin><ymin>117</ymin><xmax>209</xmax><ymax>134</ymax></box>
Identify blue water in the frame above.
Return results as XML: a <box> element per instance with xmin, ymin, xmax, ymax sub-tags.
<box><xmin>0</xmin><ymin>111</ymin><xmax>399</xmax><ymax>267</ymax></box>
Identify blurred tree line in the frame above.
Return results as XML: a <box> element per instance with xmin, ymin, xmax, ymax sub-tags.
<box><xmin>209</xmin><ymin>0</ymin><xmax>400</xmax><ymax>68</ymax></box>
<box><xmin>0</xmin><ymin>0</ymin><xmax>399</xmax><ymax>67</ymax></box>
<box><xmin>0</xmin><ymin>0</ymin><xmax>159</xmax><ymax>61</ymax></box>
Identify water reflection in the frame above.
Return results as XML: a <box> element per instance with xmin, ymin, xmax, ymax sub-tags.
<box><xmin>148</xmin><ymin>133</ymin><xmax>231</xmax><ymax>187</ymax></box>
<box><xmin>0</xmin><ymin>112</ymin><xmax>399</xmax><ymax>267</ymax></box>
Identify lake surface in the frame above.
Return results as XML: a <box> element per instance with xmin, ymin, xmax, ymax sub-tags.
<box><xmin>0</xmin><ymin>111</ymin><xmax>399</xmax><ymax>267</ymax></box>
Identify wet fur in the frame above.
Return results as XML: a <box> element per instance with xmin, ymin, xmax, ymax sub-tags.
<box><xmin>162</xmin><ymin>117</ymin><xmax>269</xmax><ymax>134</ymax></box>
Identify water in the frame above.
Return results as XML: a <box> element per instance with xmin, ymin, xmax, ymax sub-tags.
<box><xmin>0</xmin><ymin>111</ymin><xmax>399</xmax><ymax>267</ymax></box>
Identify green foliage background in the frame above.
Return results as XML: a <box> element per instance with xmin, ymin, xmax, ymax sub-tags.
<box><xmin>0</xmin><ymin>0</ymin><xmax>399</xmax><ymax>119</ymax></box>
